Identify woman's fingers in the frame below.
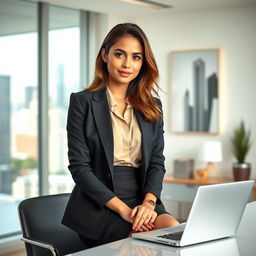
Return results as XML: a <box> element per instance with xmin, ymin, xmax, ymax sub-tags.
<box><xmin>141</xmin><ymin>224</ymin><xmax>153</xmax><ymax>231</ymax></box>
<box><xmin>142</xmin><ymin>215</ymin><xmax>151</xmax><ymax>226</ymax></box>
<box><xmin>136</xmin><ymin>223</ymin><xmax>154</xmax><ymax>232</ymax></box>
<box><xmin>149</xmin><ymin>212</ymin><xmax>157</xmax><ymax>224</ymax></box>
<box><xmin>130</xmin><ymin>206</ymin><xmax>138</xmax><ymax>218</ymax></box>
<box><xmin>132</xmin><ymin>207</ymin><xmax>145</xmax><ymax>230</ymax></box>
<box><xmin>145</xmin><ymin>223</ymin><xmax>154</xmax><ymax>230</ymax></box>
<box><xmin>132</xmin><ymin>206</ymin><xmax>156</xmax><ymax>231</ymax></box>
<box><xmin>137</xmin><ymin>214</ymin><xmax>150</xmax><ymax>229</ymax></box>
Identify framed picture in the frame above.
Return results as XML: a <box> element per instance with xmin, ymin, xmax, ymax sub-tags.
<box><xmin>170</xmin><ymin>49</ymin><xmax>219</xmax><ymax>134</ymax></box>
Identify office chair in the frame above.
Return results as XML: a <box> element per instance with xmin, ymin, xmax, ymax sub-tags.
<box><xmin>18</xmin><ymin>193</ymin><xmax>87</xmax><ymax>256</ymax></box>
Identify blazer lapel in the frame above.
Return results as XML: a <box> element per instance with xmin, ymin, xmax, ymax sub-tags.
<box><xmin>134</xmin><ymin>109</ymin><xmax>153</xmax><ymax>183</ymax></box>
<box><xmin>91</xmin><ymin>89</ymin><xmax>153</xmax><ymax>183</ymax></box>
<box><xmin>91</xmin><ymin>88</ymin><xmax>114</xmax><ymax>174</ymax></box>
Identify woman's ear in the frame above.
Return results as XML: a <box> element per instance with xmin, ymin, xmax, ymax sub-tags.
<box><xmin>101</xmin><ymin>48</ymin><xmax>108</xmax><ymax>63</ymax></box>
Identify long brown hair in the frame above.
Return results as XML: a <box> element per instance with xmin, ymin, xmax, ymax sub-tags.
<box><xmin>86</xmin><ymin>23</ymin><xmax>162</xmax><ymax>122</ymax></box>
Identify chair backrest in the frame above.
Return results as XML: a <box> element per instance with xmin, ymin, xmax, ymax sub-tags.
<box><xmin>18</xmin><ymin>193</ymin><xmax>87</xmax><ymax>256</ymax></box>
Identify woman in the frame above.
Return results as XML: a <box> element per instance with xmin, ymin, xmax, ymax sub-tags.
<box><xmin>62</xmin><ymin>23</ymin><xmax>179</xmax><ymax>247</ymax></box>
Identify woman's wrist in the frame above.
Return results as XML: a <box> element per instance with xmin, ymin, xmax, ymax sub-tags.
<box><xmin>118</xmin><ymin>203</ymin><xmax>130</xmax><ymax>215</ymax></box>
<box><xmin>106</xmin><ymin>196</ymin><xmax>130</xmax><ymax>215</ymax></box>
<box><xmin>142</xmin><ymin>199</ymin><xmax>156</xmax><ymax>209</ymax></box>
<box><xmin>143</xmin><ymin>193</ymin><xmax>156</xmax><ymax>203</ymax></box>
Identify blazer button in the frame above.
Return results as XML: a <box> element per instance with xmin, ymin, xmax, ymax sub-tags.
<box><xmin>107</xmin><ymin>173</ymin><xmax>111</xmax><ymax>179</ymax></box>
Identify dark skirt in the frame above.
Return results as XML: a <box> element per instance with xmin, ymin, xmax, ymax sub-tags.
<box><xmin>79</xmin><ymin>166</ymin><xmax>169</xmax><ymax>247</ymax></box>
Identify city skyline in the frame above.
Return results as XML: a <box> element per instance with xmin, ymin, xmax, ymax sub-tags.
<box><xmin>171</xmin><ymin>49</ymin><xmax>219</xmax><ymax>133</ymax></box>
<box><xmin>0</xmin><ymin>28</ymin><xmax>80</xmax><ymax>199</ymax></box>
<box><xmin>0</xmin><ymin>28</ymin><xmax>80</xmax><ymax>112</ymax></box>
<box><xmin>184</xmin><ymin>58</ymin><xmax>218</xmax><ymax>132</ymax></box>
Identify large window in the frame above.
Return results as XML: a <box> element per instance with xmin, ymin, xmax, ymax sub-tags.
<box><xmin>0</xmin><ymin>0</ymin><xmax>38</xmax><ymax>238</ymax></box>
<box><xmin>0</xmin><ymin>0</ymin><xmax>88</xmax><ymax>240</ymax></box>
<box><xmin>48</xmin><ymin>6</ymin><xmax>80</xmax><ymax>194</ymax></box>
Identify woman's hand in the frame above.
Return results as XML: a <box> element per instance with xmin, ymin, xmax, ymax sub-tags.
<box><xmin>119</xmin><ymin>204</ymin><xmax>153</xmax><ymax>232</ymax></box>
<box><xmin>119</xmin><ymin>204</ymin><xmax>133</xmax><ymax>223</ymax></box>
<box><xmin>131</xmin><ymin>203</ymin><xmax>157</xmax><ymax>232</ymax></box>
<box><xmin>105</xmin><ymin>197</ymin><xmax>152</xmax><ymax>232</ymax></box>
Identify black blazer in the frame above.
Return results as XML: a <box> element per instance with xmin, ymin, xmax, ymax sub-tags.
<box><xmin>62</xmin><ymin>88</ymin><xmax>166</xmax><ymax>240</ymax></box>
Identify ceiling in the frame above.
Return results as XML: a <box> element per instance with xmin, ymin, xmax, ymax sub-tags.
<box><xmin>0</xmin><ymin>0</ymin><xmax>255</xmax><ymax>36</ymax></box>
<box><xmin>29</xmin><ymin>0</ymin><xmax>256</xmax><ymax>14</ymax></box>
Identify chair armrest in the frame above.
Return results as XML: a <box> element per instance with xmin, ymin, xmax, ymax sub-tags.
<box><xmin>21</xmin><ymin>237</ymin><xmax>57</xmax><ymax>256</ymax></box>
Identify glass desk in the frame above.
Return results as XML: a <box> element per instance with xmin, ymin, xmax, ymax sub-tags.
<box><xmin>71</xmin><ymin>201</ymin><xmax>256</xmax><ymax>256</ymax></box>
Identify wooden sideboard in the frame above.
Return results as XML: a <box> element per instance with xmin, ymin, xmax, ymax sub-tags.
<box><xmin>163</xmin><ymin>175</ymin><xmax>256</xmax><ymax>201</ymax></box>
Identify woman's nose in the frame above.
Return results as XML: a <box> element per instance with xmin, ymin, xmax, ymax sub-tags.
<box><xmin>122</xmin><ymin>57</ymin><xmax>131</xmax><ymax>68</ymax></box>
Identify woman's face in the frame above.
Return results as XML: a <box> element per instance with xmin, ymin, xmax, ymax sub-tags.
<box><xmin>102</xmin><ymin>35</ymin><xmax>143</xmax><ymax>87</ymax></box>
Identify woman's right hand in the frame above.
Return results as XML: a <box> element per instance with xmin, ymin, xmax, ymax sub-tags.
<box><xmin>119</xmin><ymin>205</ymin><xmax>154</xmax><ymax>232</ymax></box>
<box><xmin>105</xmin><ymin>197</ymin><xmax>153</xmax><ymax>232</ymax></box>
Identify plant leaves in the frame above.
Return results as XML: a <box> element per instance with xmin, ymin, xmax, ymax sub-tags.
<box><xmin>231</xmin><ymin>121</ymin><xmax>252</xmax><ymax>163</ymax></box>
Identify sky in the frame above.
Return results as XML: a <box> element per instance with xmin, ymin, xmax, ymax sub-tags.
<box><xmin>0</xmin><ymin>27</ymin><xmax>80</xmax><ymax>111</ymax></box>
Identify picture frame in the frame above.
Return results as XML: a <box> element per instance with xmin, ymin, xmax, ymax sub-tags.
<box><xmin>170</xmin><ymin>48</ymin><xmax>220</xmax><ymax>134</ymax></box>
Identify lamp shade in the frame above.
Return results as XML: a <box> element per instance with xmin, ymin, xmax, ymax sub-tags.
<box><xmin>198</xmin><ymin>141</ymin><xmax>223</xmax><ymax>162</ymax></box>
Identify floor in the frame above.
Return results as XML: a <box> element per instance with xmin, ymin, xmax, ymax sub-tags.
<box><xmin>0</xmin><ymin>200</ymin><xmax>21</xmax><ymax>240</ymax></box>
<box><xmin>0</xmin><ymin>196</ymin><xmax>25</xmax><ymax>256</ymax></box>
<box><xmin>0</xmin><ymin>249</ymin><xmax>26</xmax><ymax>256</ymax></box>
<box><xmin>0</xmin><ymin>238</ymin><xmax>26</xmax><ymax>256</ymax></box>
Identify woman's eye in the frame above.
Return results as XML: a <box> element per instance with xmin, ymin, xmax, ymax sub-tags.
<box><xmin>115</xmin><ymin>52</ymin><xmax>125</xmax><ymax>58</ymax></box>
<box><xmin>133</xmin><ymin>55</ymin><xmax>141</xmax><ymax>61</ymax></box>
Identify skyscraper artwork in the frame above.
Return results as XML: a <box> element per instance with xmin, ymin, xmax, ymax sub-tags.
<box><xmin>171</xmin><ymin>49</ymin><xmax>219</xmax><ymax>133</ymax></box>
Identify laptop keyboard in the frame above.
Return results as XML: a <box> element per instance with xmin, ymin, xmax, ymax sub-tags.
<box><xmin>157</xmin><ymin>231</ymin><xmax>183</xmax><ymax>241</ymax></box>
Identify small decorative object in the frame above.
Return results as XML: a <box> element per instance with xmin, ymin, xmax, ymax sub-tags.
<box><xmin>173</xmin><ymin>158</ymin><xmax>194</xmax><ymax>179</ymax></box>
<box><xmin>231</xmin><ymin>121</ymin><xmax>252</xmax><ymax>181</ymax></box>
<box><xmin>194</xmin><ymin>168</ymin><xmax>209</xmax><ymax>181</ymax></box>
<box><xmin>196</xmin><ymin>141</ymin><xmax>223</xmax><ymax>180</ymax></box>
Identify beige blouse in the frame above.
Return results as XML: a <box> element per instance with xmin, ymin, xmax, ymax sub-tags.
<box><xmin>106</xmin><ymin>88</ymin><xmax>142</xmax><ymax>168</ymax></box>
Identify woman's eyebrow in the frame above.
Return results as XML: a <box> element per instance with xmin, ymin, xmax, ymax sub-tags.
<box><xmin>114</xmin><ymin>48</ymin><xmax>143</xmax><ymax>55</ymax></box>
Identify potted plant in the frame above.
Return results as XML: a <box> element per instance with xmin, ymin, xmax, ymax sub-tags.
<box><xmin>231</xmin><ymin>121</ymin><xmax>252</xmax><ymax>181</ymax></box>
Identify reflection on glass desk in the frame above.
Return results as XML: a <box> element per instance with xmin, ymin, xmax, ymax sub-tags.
<box><xmin>72</xmin><ymin>202</ymin><xmax>256</xmax><ymax>256</ymax></box>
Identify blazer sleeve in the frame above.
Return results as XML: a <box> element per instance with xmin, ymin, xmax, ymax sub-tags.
<box><xmin>67</xmin><ymin>93</ymin><xmax>116</xmax><ymax>208</ymax></box>
<box><xmin>143</xmin><ymin>99</ymin><xmax>165</xmax><ymax>203</ymax></box>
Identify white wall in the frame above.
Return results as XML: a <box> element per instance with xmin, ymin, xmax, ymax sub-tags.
<box><xmin>100</xmin><ymin>5</ymin><xmax>256</xmax><ymax>178</ymax></box>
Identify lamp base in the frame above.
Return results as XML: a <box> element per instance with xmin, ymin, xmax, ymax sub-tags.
<box><xmin>207</xmin><ymin>162</ymin><xmax>222</xmax><ymax>179</ymax></box>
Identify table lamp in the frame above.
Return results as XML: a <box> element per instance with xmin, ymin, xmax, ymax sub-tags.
<box><xmin>196</xmin><ymin>141</ymin><xmax>223</xmax><ymax>180</ymax></box>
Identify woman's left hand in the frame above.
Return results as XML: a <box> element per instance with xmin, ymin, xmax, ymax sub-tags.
<box><xmin>131</xmin><ymin>203</ymin><xmax>157</xmax><ymax>231</ymax></box>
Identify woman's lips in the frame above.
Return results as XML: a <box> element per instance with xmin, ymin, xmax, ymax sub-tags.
<box><xmin>118</xmin><ymin>71</ymin><xmax>132</xmax><ymax>77</ymax></box>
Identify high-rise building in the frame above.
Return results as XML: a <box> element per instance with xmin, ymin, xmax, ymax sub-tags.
<box><xmin>0</xmin><ymin>75</ymin><xmax>12</xmax><ymax>194</ymax></box>
<box><xmin>25</xmin><ymin>86</ymin><xmax>37</xmax><ymax>108</ymax></box>
<box><xmin>184</xmin><ymin>90</ymin><xmax>193</xmax><ymax>131</ymax></box>
<box><xmin>193</xmin><ymin>58</ymin><xmax>206</xmax><ymax>132</ymax></box>
<box><xmin>56</xmin><ymin>63</ymin><xmax>65</xmax><ymax>109</ymax></box>
<box><xmin>207</xmin><ymin>73</ymin><xmax>218</xmax><ymax>131</ymax></box>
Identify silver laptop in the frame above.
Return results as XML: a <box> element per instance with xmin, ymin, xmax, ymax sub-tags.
<box><xmin>132</xmin><ymin>180</ymin><xmax>254</xmax><ymax>247</ymax></box>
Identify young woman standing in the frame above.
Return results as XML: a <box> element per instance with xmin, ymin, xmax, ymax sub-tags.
<box><xmin>62</xmin><ymin>23</ymin><xmax>179</xmax><ymax>247</ymax></box>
